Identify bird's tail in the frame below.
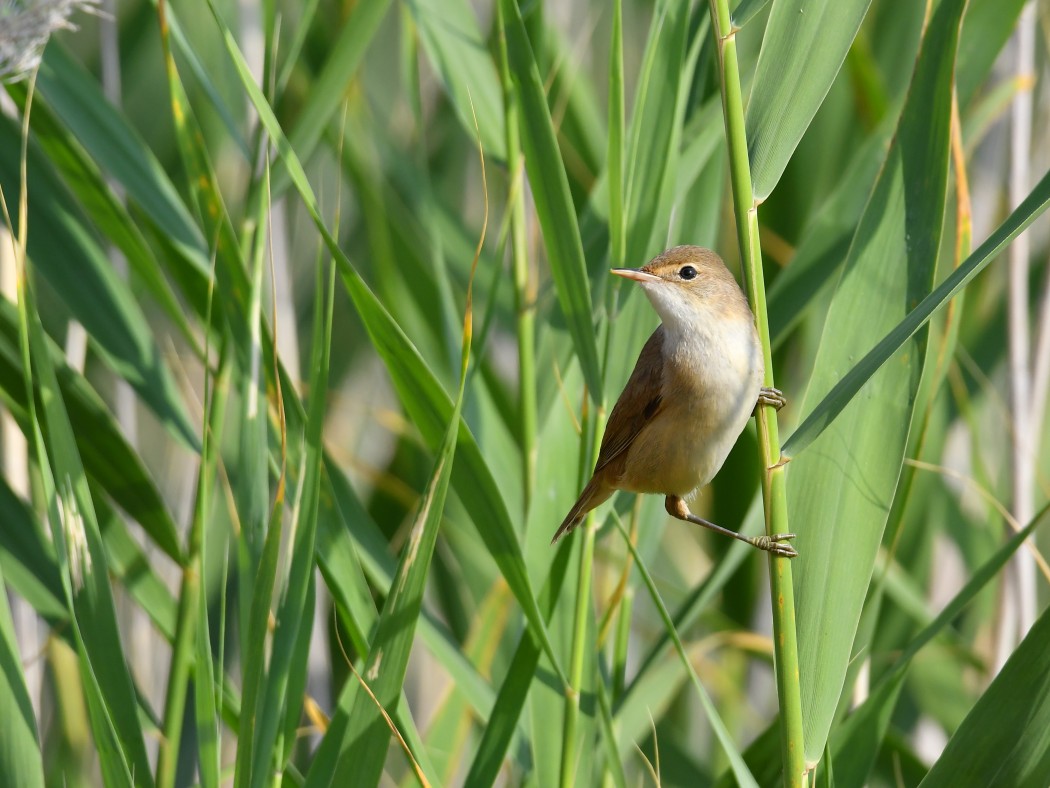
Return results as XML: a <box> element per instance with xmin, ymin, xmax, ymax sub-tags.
<box><xmin>551</xmin><ymin>477</ymin><xmax>613</xmax><ymax>544</ymax></box>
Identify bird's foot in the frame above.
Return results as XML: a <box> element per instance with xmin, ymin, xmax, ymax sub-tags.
<box><xmin>755</xmin><ymin>387</ymin><xmax>787</xmax><ymax>414</ymax></box>
<box><xmin>748</xmin><ymin>533</ymin><xmax>798</xmax><ymax>559</ymax></box>
<box><xmin>666</xmin><ymin>496</ymin><xmax>799</xmax><ymax>558</ymax></box>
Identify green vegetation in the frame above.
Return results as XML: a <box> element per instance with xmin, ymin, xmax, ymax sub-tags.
<box><xmin>1</xmin><ymin>0</ymin><xmax>1049</xmax><ymax>785</ymax></box>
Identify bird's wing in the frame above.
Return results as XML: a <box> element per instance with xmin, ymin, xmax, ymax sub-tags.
<box><xmin>593</xmin><ymin>327</ymin><xmax>665</xmax><ymax>476</ymax></box>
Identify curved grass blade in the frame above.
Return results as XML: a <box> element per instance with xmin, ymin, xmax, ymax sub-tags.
<box><xmin>0</xmin><ymin>478</ymin><xmax>65</xmax><ymax>622</ymax></box>
<box><xmin>191</xmin><ymin>353</ymin><xmax>229</xmax><ymax>788</ymax></box>
<box><xmin>406</xmin><ymin>0</ymin><xmax>505</xmax><ymax>157</ymax></box>
<box><xmin>0</xmin><ymin>298</ymin><xmax>183</xmax><ymax>564</ymax></box>
<box><xmin>0</xmin><ymin>559</ymin><xmax>45</xmax><ymax>787</ymax></box>
<box><xmin>0</xmin><ymin>115</ymin><xmax>199</xmax><ymax>451</ymax></box>
<box><xmin>831</xmin><ymin>502</ymin><xmax>1050</xmax><ymax>785</ymax></box>
<box><xmin>731</xmin><ymin>0</ymin><xmax>771</xmax><ymax>29</ymax></box>
<box><xmin>785</xmin><ymin>0</ymin><xmax>966</xmax><ymax>762</ymax></box>
<box><xmin>919</xmin><ymin>601</ymin><xmax>1050</xmax><ymax>786</ymax></box>
<box><xmin>914</xmin><ymin>509</ymin><xmax>1050</xmax><ymax>787</ymax></box>
<box><xmin>497</xmin><ymin>0</ymin><xmax>602</xmax><ymax>400</ymax></box>
<box><xmin>782</xmin><ymin>163</ymin><xmax>1050</xmax><ymax>459</ymax></box>
<box><xmin>6</xmin><ymin>75</ymin><xmax>199</xmax><ymax>349</ymax></box>
<box><xmin>613</xmin><ymin>514</ymin><xmax>757</xmax><ymax>788</ymax></box>
<box><xmin>622</xmin><ymin>0</ymin><xmax>698</xmax><ymax>263</ymax></box>
<box><xmin>18</xmin><ymin>274</ymin><xmax>150</xmax><ymax>782</ymax></box>
<box><xmin>746</xmin><ymin>0</ymin><xmax>873</xmax><ymax>201</ymax></box>
<box><xmin>204</xmin><ymin>1</ymin><xmax>564</xmax><ymax>682</ymax></box>
<box><xmin>142</xmin><ymin>0</ymin><xmax>250</xmax><ymax>158</ymax></box>
<box><xmin>463</xmin><ymin>544</ymin><xmax>573</xmax><ymax>786</ymax></box>
<box><xmin>230</xmin><ymin>173</ymin><xmax>276</xmax><ymax>788</ymax></box>
<box><xmin>9</xmin><ymin>484</ymin><xmax>181</xmax><ymax>644</ymax></box>
<box><xmin>275</xmin><ymin>0</ymin><xmax>391</xmax><ymax>196</ymax></box>
<box><xmin>616</xmin><ymin>494</ymin><xmax>763</xmax><ymax>744</ymax></box>
<box><xmin>956</xmin><ymin>0</ymin><xmax>1029</xmax><ymax>106</ymax></box>
<box><xmin>250</xmin><ymin>260</ymin><xmax>335</xmax><ymax>785</ymax></box>
<box><xmin>320</xmin><ymin>458</ymin><xmax>497</xmax><ymax>720</ymax></box>
<box><xmin>35</xmin><ymin>45</ymin><xmax>212</xmax><ymax>284</ymax></box>
<box><xmin>315</xmin><ymin>360</ymin><xmax>459</xmax><ymax>786</ymax></box>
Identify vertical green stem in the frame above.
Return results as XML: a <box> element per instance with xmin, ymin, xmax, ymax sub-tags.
<box><xmin>607</xmin><ymin>0</ymin><xmax>630</xmax><ymax>711</ymax></box>
<box><xmin>607</xmin><ymin>0</ymin><xmax>625</xmax><ymax>270</ymax></box>
<box><xmin>158</xmin><ymin>329</ymin><xmax>229</xmax><ymax>788</ymax></box>
<box><xmin>560</xmin><ymin>0</ymin><xmax>626</xmax><ymax>769</ymax></box>
<box><xmin>707</xmin><ymin>2</ymin><xmax>806</xmax><ymax>784</ymax></box>
<box><xmin>611</xmin><ymin>584</ymin><xmax>633</xmax><ymax>701</ymax></box>
<box><xmin>497</xmin><ymin>0</ymin><xmax>537</xmax><ymax>509</ymax></box>
<box><xmin>157</xmin><ymin>553</ymin><xmax>199</xmax><ymax>788</ymax></box>
<box><xmin>560</xmin><ymin>523</ymin><xmax>595</xmax><ymax>788</ymax></box>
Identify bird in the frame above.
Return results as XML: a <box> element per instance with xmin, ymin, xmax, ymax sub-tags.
<box><xmin>551</xmin><ymin>245</ymin><xmax>796</xmax><ymax>558</ymax></box>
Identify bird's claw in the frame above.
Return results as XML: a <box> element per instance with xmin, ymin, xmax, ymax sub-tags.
<box><xmin>756</xmin><ymin>386</ymin><xmax>787</xmax><ymax>411</ymax></box>
<box><xmin>750</xmin><ymin>533</ymin><xmax>798</xmax><ymax>559</ymax></box>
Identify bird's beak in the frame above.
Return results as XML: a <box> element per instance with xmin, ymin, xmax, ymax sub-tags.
<box><xmin>611</xmin><ymin>267</ymin><xmax>658</xmax><ymax>283</ymax></box>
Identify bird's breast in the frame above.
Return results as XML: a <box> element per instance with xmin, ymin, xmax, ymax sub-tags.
<box><xmin>620</xmin><ymin>316</ymin><xmax>762</xmax><ymax>496</ymax></box>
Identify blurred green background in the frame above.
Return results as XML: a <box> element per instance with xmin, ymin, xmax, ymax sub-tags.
<box><xmin>1</xmin><ymin>0</ymin><xmax>1049</xmax><ymax>785</ymax></box>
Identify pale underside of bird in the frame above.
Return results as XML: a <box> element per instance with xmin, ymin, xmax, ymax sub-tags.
<box><xmin>552</xmin><ymin>245</ymin><xmax>796</xmax><ymax>558</ymax></box>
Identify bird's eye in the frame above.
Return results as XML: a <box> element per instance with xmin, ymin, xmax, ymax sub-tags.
<box><xmin>679</xmin><ymin>265</ymin><xmax>697</xmax><ymax>280</ymax></box>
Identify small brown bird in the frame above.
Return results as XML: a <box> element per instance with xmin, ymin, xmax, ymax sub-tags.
<box><xmin>552</xmin><ymin>246</ymin><xmax>796</xmax><ymax>557</ymax></box>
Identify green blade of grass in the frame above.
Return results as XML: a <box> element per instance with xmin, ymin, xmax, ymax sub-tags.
<box><xmin>34</xmin><ymin>45</ymin><xmax>211</xmax><ymax>278</ymax></box>
<box><xmin>421</xmin><ymin>580</ymin><xmax>512</xmax><ymax>782</ymax></box>
<box><xmin>782</xmin><ymin>162</ymin><xmax>1050</xmax><ymax>459</ymax></box>
<box><xmin>463</xmin><ymin>544</ymin><xmax>574</xmax><ymax>786</ymax></box>
<box><xmin>0</xmin><ymin>489</ymin><xmax>181</xmax><ymax>655</ymax></box>
<box><xmin>191</xmin><ymin>348</ymin><xmax>229</xmax><ymax>788</ymax></box>
<box><xmin>731</xmin><ymin>0</ymin><xmax>771</xmax><ymax>28</ymax></box>
<box><xmin>313</xmin><ymin>469</ymin><xmax>452</xmax><ymax>779</ymax></box>
<box><xmin>956</xmin><ymin>0</ymin><xmax>1029</xmax><ymax>106</ymax></box>
<box><xmin>250</xmin><ymin>258</ymin><xmax>335</xmax><ymax>784</ymax></box>
<box><xmin>785</xmin><ymin>0</ymin><xmax>966</xmax><ymax>763</ymax></box>
<box><xmin>230</xmin><ymin>172</ymin><xmax>278</xmax><ymax>788</ymax></box>
<box><xmin>595</xmin><ymin>679</ymin><xmax>627</xmax><ymax>788</ymax></box>
<box><xmin>622</xmin><ymin>0</ymin><xmax>701</xmax><ymax>263</ymax></box>
<box><xmin>320</xmin><ymin>458</ymin><xmax>497</xmax><ymax>720</ymax></box>
<box><xmin>616</xmin><ymin>495</ymin><xmax>763</xmax><ymax>743</ymax></box>
<box><xmin>0</xmin><ymin>476</ymin><xmax>249</xmax><ymax>745</ymax></box>
<box><xmin>407</xmin><ymin>0</ymin><xmax>505</xmax><ymax>157</ymax></box>
<box><xmin>156</xmin><ymin>5</ymin><xmax>256</xmax><ymax>359</ymax></box>
<box><xmin>831</xmin><ymin>502</ymin><xmax>1050</xmax><ymax>785</ymax></box>
<box><xmin>204</xmin><ymin>1</ymin><xmax>565</xmax><ymax>683</ymax></box>
<box><xmin>613</xmin><ymin>514</ymin><xmax>757</xmax><ymax>788</ymax></box>
<box><xmin>918</xmin><ymin>618</ymin><xmax>1050</xmax><ymax>786</ymax></box>
<box><xmin>0</xmin><ymin>297</ymin><xmax>183</xmax><ymax>564</ymax></box>
<box><xmin>313</xmin><ymin>353</ymin><xmax>460</xmax><ymax>786</ymax></box>
<box><xmin>746</xmin><ymin>0</ymin><xmax>872</xmax><ymax>201</ymax></box>
<box><xmin>274</xmin><ymin>0</ymin><xmax>391</xmax><ymax>196</ymax></box>
<box><xmin>0</xmin><ymin>114</ymin><xmax>198</xmax><ymax>452</ymax></box>
<box><xmin>0</xmin><ymin>558</ymin><xmax>45</xmax><ymax>787</ymax></box>
<box><xmin>142</xmin><ymin>0</ymin><xmax>250</xmax><ymax>158</ymax></box>
<box><xmin>917</xmin><ymin>527</ymin><xmax>1050</xmax><ymax>786</ymax></box>
<box><xmin>497</xmin><ymin>0</ymin><xmax>602</xmax><ymax>400</ymax></box>
<box><xmin>0</xmin><ymin>478</ymin><xmax>65</xmax><ymax>622</ymax></box>
<box><xmin>19</xmin><ymin>274</ymin><xmax>150</xmax><ymax>782</ymax></box>
<box><xmin>6</xmin><ymin>73</ymin><xmax>199</xmax><ymax>351</ymax></box>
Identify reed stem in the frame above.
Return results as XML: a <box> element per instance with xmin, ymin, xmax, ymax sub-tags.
<box><xmin>707</xmin><ymin>2</ymin><xmax>806</xmax><ymax>783</ymax></box>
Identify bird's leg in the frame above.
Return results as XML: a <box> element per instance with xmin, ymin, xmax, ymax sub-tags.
<box><xmin>754</xmin><ymin>386</ymin><xmax>786</xmax><ymax>416</ymax></box>
<box><xmin>664</xmin><ymin>495</ymin><xmax>798</xmax><ymax>558</ymax></box>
